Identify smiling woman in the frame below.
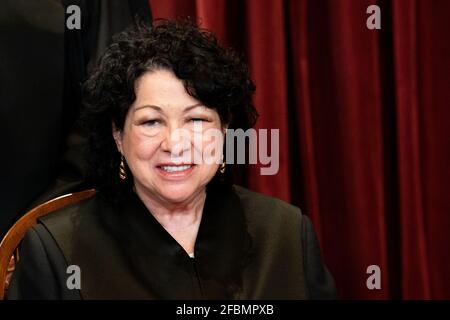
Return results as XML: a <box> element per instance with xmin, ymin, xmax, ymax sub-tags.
<box><xmin>7</xmin><ymin>19</ymin><xmax>336</xmax><ymax>300</ymax></box>
<box><xmin>114</xmin><ymin>70</ymin><xmax>224</xmax><ymax>209</ymax></box>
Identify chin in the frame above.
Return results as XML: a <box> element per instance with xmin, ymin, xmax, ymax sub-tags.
<box><xmin>157</xmin><ymin>183</ymin><xmax>199</xmax><ymax>204</ymax></box>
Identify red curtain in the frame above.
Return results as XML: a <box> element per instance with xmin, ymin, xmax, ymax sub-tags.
<box><xmin>149</xmin><ymin>0</ymin><xmax>450</xmax><ymax>299</ymax></box>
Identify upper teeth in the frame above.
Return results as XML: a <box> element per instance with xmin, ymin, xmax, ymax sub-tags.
<box><xmin>161</xmin><ymin>165</ymin><xmax>192</xmax><ymax>172</ymax></box>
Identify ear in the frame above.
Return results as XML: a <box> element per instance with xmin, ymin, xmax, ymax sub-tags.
<box><xmin>112</xmin><ymin>122</ymin><xmax>123</xmax><ymax>153</ymax></box>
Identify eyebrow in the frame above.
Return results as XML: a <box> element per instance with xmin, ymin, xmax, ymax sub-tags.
<box><xmin>134</xmin><ymin>103</ymin><xmax>204</xmax><ymax>113</ymax></box>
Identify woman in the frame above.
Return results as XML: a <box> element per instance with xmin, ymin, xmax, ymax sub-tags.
<box><xmin>8</xmin><ymin>20</ymin><xmax>336</xmax><ymax>299</ymax></box>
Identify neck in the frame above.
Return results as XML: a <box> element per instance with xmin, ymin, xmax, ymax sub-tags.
<box><xmin>133</xmin><ymin>185</ymin><xmax>207</xmax><ymax>231</ymax></box>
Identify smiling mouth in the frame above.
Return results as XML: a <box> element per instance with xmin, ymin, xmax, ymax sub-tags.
<box><xmin>157</xmin><ymin>164</ymin><xmax>194</xmax><ymax>173</ymax></box>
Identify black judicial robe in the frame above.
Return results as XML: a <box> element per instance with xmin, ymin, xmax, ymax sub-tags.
<box><xmin>8</xmin><ymin>185</ymin><xmax>336</xmax><ymax>300</ymax></box>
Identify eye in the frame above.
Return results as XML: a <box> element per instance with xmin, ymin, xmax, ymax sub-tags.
<box><xmin>143</xmin><ymin>119</ymin><xmax>161</xmax><ymax>126</ymax></box>
<box><xmin>190</xmin><ymin>118</ymin><xmax>205</xmax><ymax>123</ymax></box>
<box><xmin>190</xmin><ymin>117</ymin><xmax>213</xmax><ymax>124</ymax></box>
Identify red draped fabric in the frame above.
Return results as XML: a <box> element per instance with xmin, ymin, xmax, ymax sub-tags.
<box><xmin>149</xmin><ymin>0</ymin><xmax>450</xmax><ymax>299</ymax></box>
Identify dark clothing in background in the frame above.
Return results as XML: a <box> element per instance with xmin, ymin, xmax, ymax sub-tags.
<box><xmin>8</xmin><ymin>185</ymin><xmax>337</xmax><ymax>299</ymax></box>
<box><xmin>0</xmin><ymin>0</ymin><xmax>65</xmax><ymax>238</ymax></box>
<box><xmin>0</xmin><ymin>0</ymin><xmax>152</xmax><ymax>239</ymax></box>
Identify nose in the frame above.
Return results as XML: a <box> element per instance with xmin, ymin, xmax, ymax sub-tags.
<box><xmin>160</xmin><ymin>124</ymin><xmax>191</xmax><ymax>157</ymax></box>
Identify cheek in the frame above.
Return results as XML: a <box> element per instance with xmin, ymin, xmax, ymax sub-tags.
<box><xmin>124</xmin><ymin>133</ymin><xmax>160</xmax><ymax>161</ymax></box>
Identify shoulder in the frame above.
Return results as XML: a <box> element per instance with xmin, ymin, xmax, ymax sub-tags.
<box><xmin>35</xmin><ymin>192</ymin><xmax>109</xmax><ymax>259</ymax></box>
<box><xmin>38</xmin><ymin>191</ymin><xmax>104</xmax><ymax>233</ymax></box>
<box><xmin>232</xmin><ymin>185</ymin><xmax>302</xmax><ymax>220</ymax></box>
<box><xmin>231</xmin><ymin>185</ymin><xmax>304</xmax><ymax>242</ymax></box>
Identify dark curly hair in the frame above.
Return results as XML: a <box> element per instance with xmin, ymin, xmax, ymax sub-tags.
<box><xmin>81</xmin><ymin>19</ymin><xmax>258</xmax><ymax>201</ymax></box>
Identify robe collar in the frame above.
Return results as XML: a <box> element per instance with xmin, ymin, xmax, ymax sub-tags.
<box><xmin>110</xmin><ymin>185</ymin><xmax>253</xmax><ymax>299</ymax></box>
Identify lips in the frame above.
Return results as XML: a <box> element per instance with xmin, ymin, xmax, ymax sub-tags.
<box><xmin>156</xmin><ymin>163</ymin><xmax>196</xmax><ymax>178</ymax></box>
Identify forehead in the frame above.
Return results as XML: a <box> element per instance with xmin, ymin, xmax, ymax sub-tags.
<box><xmin>133</xmin><ymin>69</ymin><xmax>200</xmax><ymax>110</ymax></box>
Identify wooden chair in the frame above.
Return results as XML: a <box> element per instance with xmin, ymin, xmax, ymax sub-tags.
<box><xmin>0</xmin><ymin>189</ymin><xmax>96</xmax><ymax>299</ymax></box>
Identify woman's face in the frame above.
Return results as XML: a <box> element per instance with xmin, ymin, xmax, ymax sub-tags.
<box><xmin>113</xmin><ymin>69</ymin><xmax>225</xmax><ymax>206</ymax></box>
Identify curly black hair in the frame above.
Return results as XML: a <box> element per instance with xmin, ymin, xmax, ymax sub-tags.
<box><xmin>81</xmin><ymin>19</ymin><xmax>258</xmax><ymax>201</ymax></box>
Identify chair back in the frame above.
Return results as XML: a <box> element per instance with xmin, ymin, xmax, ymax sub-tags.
<box><xmin>0</xmin><ymin>189</ymin><xmax>96</xmax><ymax>299</ymax></box>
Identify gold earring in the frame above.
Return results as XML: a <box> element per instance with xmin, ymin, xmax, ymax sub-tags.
<box><xmin>119</xmin><ymin>155</ymin><xmax>127</xmax><ymax>180</ymax></box>
<box><xmin>219</xmin><ymin>162</ymin><xmax>226</xmax><ymax>174</ymax></box>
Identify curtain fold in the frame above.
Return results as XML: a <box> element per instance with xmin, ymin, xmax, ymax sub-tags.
<box><xmin>149</xmin><ymin>0</ymin><xmax>450</xmax><ymax>299</ymax></box>
<box><xmin>244</xmin><ymin>0</ymin><xmax>291</xmax><ymax>201</ymax></box>
<box><xmin>287</xmin><ymin>0</ymin><xmax>323</xmax><ymax>241</ymax></box>
<box><xmin>392</xmin><ymin>0</ymin><xmax>431</xmax><ymax>299</ymax></box>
